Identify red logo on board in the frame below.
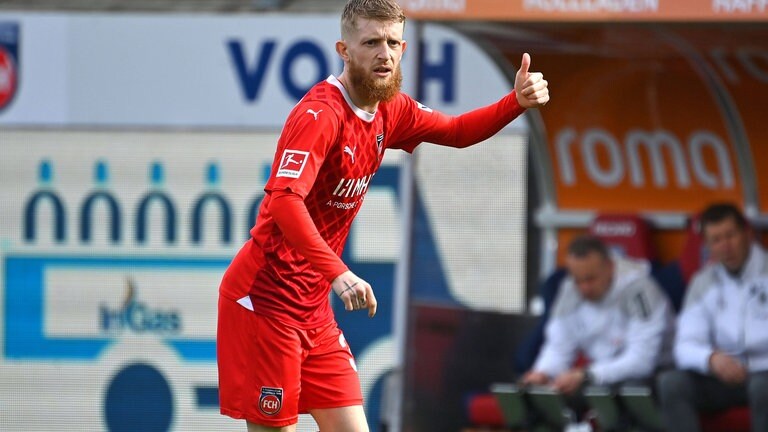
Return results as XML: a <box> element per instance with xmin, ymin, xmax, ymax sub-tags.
<box><xmin>0</xmin><ymin>22</ymin><xmax>19</xmax><ymax>112</ymax></box>
<box><xmin>0</xmin><ymin>44</ymin><xmax>18</xmax><ymax>111</ymax></box>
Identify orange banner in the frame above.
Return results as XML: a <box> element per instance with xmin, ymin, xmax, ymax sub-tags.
<box><xmin>680</xmin><ymin>28</ymin><xmax>768</xmax><ymax>214</ymax></box>
<box><xmin>497</xmin><ymin>25</ymin><xmax>747</xmax><ymax>213</ymax></box>
<box><xmin>401</xmin><ymin>0</ymin><xmax>768</xmax><ymax>22</ymax></box>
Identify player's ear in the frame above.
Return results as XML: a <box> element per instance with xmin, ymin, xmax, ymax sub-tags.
<box><xmin>336</xmin><ymin>40</ymin><xmax>349</xmax><ymax>62</ymax></box>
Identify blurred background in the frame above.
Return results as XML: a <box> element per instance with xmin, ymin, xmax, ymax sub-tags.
<box><xmin>0</xmin><ymin>0</ymin><xmax>766</xmax><ymax>431</ymax></box>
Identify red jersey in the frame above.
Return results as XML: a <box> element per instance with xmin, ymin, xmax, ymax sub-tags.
<box><xmin>220</xmin><ymin>75</ymin><xmax>524</xmax><ymax>328</ymax></box>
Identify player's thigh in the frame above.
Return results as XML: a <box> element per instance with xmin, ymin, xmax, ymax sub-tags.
<box><xmin>218</xmin><ymin>297</ymin><xmax>303</xmax><ymax>427</ymax></box>
<box><xmin>299</xmin><ymin>324</ymin><xmax>363</xmax><ymax>411</ymax></box>
<box><xmin>246</xmin><ymin>420</ymin><xmax>297</xmax><ymax>432</ymax></box>
<box><xmin>309</xmin><ymin>405</ymin><xmax>369</xmax><ymax>432</ymax></box>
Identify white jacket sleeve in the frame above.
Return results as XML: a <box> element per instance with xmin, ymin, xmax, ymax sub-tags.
<box><xmin>674</xmin><ymin>272</ymin><xmax>715</xmax><ymax>373</ymax></box>
<box><xmin>589</xmin><ymin>278</ymin><xmax>671</xmax><ymax>385</ymax></box>
<box><xmin>533</xmin><ymin>285</ymin><xmax>580</xmax><ymax>377</ymax></box>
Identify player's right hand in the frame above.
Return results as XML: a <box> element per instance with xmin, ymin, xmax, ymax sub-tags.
<box><xmin>331</xmin><ymin>270</ymin><xmax>378</xmax><ymax>318</ymax></box>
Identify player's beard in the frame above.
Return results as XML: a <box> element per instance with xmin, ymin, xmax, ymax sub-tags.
<box><xmin>348</xmin><ymin>61</ymin><xmax>402</xmax><ymax>103</ymax></box>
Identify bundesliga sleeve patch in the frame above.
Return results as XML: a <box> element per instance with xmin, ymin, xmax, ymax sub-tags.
<box><xmin>259</xmin><ymin>386</ymin><xmax>283</xmax><ymax>416</ymax></box>
<box><xmin>276</xmin><ymin>149</ymin><xmax>309</xmax><ymax>178</ymax></box>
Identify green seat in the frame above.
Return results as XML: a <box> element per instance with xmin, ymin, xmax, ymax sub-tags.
<box><xmin>619</xmin><ymin>386</ymin><xmax>665</xmax><ymax>431</ymax></box>
<box><xmin>490</xmin><ymin>383</ymin><xmax>527</xmax><ymax>428</ymax></box>
<box><xmin>584</xmin><ymin>386</ymin><xmax>620</xmax><ymax>430</ymax></box>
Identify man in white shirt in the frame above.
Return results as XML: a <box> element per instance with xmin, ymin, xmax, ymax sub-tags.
<box><xmin>521</xmin><ymin>235</ymin><xmax>674</xmax><ymax>423</ymax></box>
<box><xmin>657</xmin><ymin>203</ymin><xmax>768</xmax><ymax>432</ymax></box>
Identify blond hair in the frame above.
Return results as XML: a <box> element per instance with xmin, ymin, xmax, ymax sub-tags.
<box><xmin>341</xmin><ymin>0</ymin><xmax>406</xmax><ymax>38</ymax></box>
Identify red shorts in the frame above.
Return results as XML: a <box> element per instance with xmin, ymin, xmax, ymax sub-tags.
<box><xmin>217</xmin><ymin>296</ymin><xmax>363</xmax><ymax>427</ymax></box>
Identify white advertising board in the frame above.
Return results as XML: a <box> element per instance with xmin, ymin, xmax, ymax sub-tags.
<box><xmin>0</xmin><ymin>130</ymin><xmax>405</xmax><ymax>431</ymax></box>
<box><xmin>0</xmin><ymin>13</ymin><xmax>519</xmax><ymax>128</ymax></box>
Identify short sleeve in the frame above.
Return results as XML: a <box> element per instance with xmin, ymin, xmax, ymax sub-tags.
<box><xmin>384</xmin><ymin>93</ymin><xmax>446</xmax><ymax>153</ymax></box>
<box><xmin>265</xmin><ymin>101</ymin><xmax>340</xmax><ymax>198</ymax></box>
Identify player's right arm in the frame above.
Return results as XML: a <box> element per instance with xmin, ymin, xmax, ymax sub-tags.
<box><xmin>264</xmin><ymin>100</ymin><xmax>376</xmax><ymax>317</ymax></box>
<box><xmin>330</xmin><ymin>270</ymin><xmax>377</xmax><ymax>317</ymax></box>
<box><xmin>269</xmin><ymin>191</ymin><xmax>377</xmax><ymax>317</ymax></box>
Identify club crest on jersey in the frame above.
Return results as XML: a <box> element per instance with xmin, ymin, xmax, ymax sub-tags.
<box><xmin>276</xmin><ymin>149</ymin><xmax>309</xmax><ymax>178</ymax></box>
<box><xmin>259</xmin><ymin>387</ymin><xmax>283</xmax><ymax>416</ymax></box>
<box><xmin>376</xmin><ymin>133</ymin><xmax>384</xmax><ymax>155</ymax></box>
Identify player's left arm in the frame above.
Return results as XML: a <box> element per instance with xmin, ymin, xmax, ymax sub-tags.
<box><xmin>513</xmin><ymin>52</ymin><xmax>550</xmax><ymax>109</ymax></box>
<box><xmin>389</xmin><ymin>52</ymin><xmax>548</xmax><ymax>151</ymax></box>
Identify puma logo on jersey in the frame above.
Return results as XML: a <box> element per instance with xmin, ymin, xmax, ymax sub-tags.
<box><xmin>306</xmin><ymin>109</ymin><xmax>323</xmax><ymax>120</ymax></box>
<box><xmin>344</xmin><ymin>145</ymin><xmax>356</xmax><ymax>163</ymax></box>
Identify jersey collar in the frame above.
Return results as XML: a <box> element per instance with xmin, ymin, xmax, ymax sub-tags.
<box><xmin>326</xmin><ymin>75</ymin><xmax>376</xmax><ymax>123</ymax></box>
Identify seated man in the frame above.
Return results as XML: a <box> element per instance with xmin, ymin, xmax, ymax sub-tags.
<box><xmin>657</xmin><ymin>203</ymin><xmax>768</xmax><ymax>432</ymax></box>
<box><xmin>520</xmin><ymin>235</ymin><xmax>675</xmax><ymax>426</ymax></box>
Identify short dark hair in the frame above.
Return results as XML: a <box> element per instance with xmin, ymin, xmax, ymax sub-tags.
<box><xmin>699</xmin><ymin>202</ymin><xmax>748</xmax><ymax>234</ymax></box>
<box><xmin>567</xmin><ymin>235</ymin><xmax>610</xmax><ymax>260</ymax></box>
<box><xmin>341</xmin><ymin>0</ymin><xmax>406</xmax><ymax>38</ymax></box>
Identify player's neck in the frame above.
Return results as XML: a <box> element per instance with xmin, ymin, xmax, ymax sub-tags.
<box><xmin>337</xmin><ymin>74</ymin><xmax>380</xmax><ymax>114</ymax></box>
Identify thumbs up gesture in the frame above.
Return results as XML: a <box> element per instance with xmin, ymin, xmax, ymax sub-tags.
<box><xmin>515</xmin><ymin>53</ymin><xmax>549</xmax><ymax>108</ymax></box>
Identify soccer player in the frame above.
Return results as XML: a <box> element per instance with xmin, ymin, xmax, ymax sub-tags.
<box><xmin>216</xmin><ymin>0</ymin><xmax>550</xmax><ymax>431</ymax></box>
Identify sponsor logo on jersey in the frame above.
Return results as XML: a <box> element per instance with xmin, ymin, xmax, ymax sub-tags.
<box><xmin>259</xmin><ymin>387</ymin><xmax>283</xmax><ymax>415</ymax></box>
<box><xmin>276</xmin><ymin>149</ymin><xmax>309</xmax><ymax>178</ymax></box>
<box><xmin>0</xmin><ymin>22</ymin><xmax>20</xmax><ymax>112</ymax></box>
<box><xmin>332</xmin><ymin>174</ymin><xmax>373</xmax><ymax>198</ymax></box>
<box><xmin>416</xmin><ymin>101</ymin><xmax>432</xmax><ymax>112</ymax></box>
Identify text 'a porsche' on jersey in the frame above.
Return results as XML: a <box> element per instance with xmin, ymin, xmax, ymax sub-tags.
<box><xmin>332</xmin><ymin>174</ymin><xmax>373</xmax><ymax>198</ymax></box>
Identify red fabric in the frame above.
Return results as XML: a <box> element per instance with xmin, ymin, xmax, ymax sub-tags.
<box><xmin>467</xmin><ymin>392</ymin><xmax>506</xmax><ymax>427</ymax></box>
<box><xmin>216</xmin><ymin>297</ymin><xmax>363</xmax><ymax>427</ymax></box>
<box><xmin>217</xmin><ymin>296</ymin><xmax>362</xmax><ymax>427</ymax></box>
<box><xmin>588</xmin><ymin>213</ymin><xmax>655</xmax><ymax>260</ymax></box>
<box><xmin>679</xmin><ymin>213</ymin><xmax>707</xmax><ymax>283</ymax></box>
<box><xmin>220</xmin><ymin>77</ymin><xmax>526</xmax><ymax>328</ymax></box>
<box><xmin>383</xmin><ymin>89</ymin><xmax>525</xmax><ymax>152</ymax></box>
<box><xmin>701</xmin><ymin>407</ymin><xmax>751</xmax><ymax>432</ymax></box>
<box><xmin>269</xmin><ymin>190</ymin><xmax>348</xmax><ymax>281</ymax></box>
